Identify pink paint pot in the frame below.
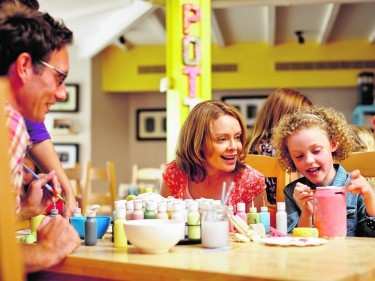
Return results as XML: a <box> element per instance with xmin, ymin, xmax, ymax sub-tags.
<box><xmin>313</xmin><ymin>186</ymin><xmax>347</xmax><ymax>239</ymax></box>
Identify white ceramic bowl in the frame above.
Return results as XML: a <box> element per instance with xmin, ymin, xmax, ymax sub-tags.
<box><xmin>124</xmin><ymin>219</ymin><xmax>184</xmax><ymax>254</ymax></box>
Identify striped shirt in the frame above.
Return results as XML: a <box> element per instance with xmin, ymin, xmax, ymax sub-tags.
<box><xmin>5</xmin><ymin>102</ymin><xmax>30</xmax><ymax>211</ymax></box>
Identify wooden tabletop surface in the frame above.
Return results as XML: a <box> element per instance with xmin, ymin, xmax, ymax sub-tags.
<box><xmin>29</xmin><ymin>235</ymin><xmax>375</xmax><ymax>281</ymax></box>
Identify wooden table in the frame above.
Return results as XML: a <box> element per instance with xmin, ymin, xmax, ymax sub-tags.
<box><xmin>28</xmin><ymin>236</ymin><xmax>375</xmax><ymax>281</ymax></box>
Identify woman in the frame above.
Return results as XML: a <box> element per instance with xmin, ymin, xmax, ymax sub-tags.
<box><xmin>160</xmin><ymin>100</ymin><xmax>265</xmax><ymax>210</ymax></box>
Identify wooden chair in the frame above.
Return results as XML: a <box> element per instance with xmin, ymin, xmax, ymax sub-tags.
<box><xmin>0</xmin><ymin>84</ymin><xmax>24</xmax><ymax>280</ymax></box>
<box><xmin>244</xmin><ymin>154</ymin><xmax>291</xmax><ymax>203</ymax></box>
<box><xmin>64</xmin><ymin>163</ymin><xmax>83</xmax><ymax>205</ymax></box>
<box><xmin>339</xmin><ymin>152</ymin><xmax>375</xmax><ymax>188</ymax></box>
<box><xmin>82</xmin><ymin>161</ymin><xmax>117</xmax><ymax>216</ymax></box>
<box><xmin>339</xmin><ymin>151</ymin><xmax>375</xmax><ymax>177</ymax></box>
<box><xmin>15</xmin><ymin>220</ymin><xmax>31</xmax><ymax>231</ymax></box>
<box><xmin>131</xmin><ymin>164</ymin><xmax>165</xmax><ymax>192</ymax></box>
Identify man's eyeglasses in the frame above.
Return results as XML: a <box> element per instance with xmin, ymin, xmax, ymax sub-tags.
<box><xmin>38</xmin><ymin>60</ymin><xmax>68</xmax><ymax>85</ymax></box>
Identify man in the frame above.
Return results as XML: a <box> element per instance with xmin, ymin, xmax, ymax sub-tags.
<box><xmin>0</xmin><ymin>3</ymin><xmax>80</xmax><ymax>272</ymax></box>
<box><xmin>1</xmin><ymin>0</ymin><xmax>77</xmax><ymax>218</ymax></box>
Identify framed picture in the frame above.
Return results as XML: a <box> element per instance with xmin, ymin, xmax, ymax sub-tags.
<box><xmin>49</xmin><ymin>84</ymin><xmax>79</xmax><ymax>112</ymax></box>
<box><xmin>136</xmin><ymin>108</ymin><xmax>166</xmax><ymax>140</ymax></box>
<box><xmin>222</xmin><ymin>96</ymin><xmax>267</xmax><ymax>129</ymax></box>
<box><xmin>54</xmin><ymin>143</ymin><xmax>79</xmax><ymax>168</ymax></box>
<box><xmin>51</xmin><ymin>118</ymin><xmax>73</xmax><ymax>135</ymax></box>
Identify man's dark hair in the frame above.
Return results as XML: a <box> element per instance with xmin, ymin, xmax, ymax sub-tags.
<box><xmin>0</xmin><ymin>3</ymin><xmax>73</xmax><ymax>75</ymax></box>
<box><xmin>20</xmin><ymin>0</ymin><xmax>39</xmax><ymax>10</ymax></box>
<box><xmin>0</xmin><ymin>0</ymin><xmax>39</xmax><ymax>10</ymax></box>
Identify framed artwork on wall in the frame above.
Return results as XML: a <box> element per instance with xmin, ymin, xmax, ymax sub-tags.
<box><xmin>136</xmin><ymin>108</ymin><xmax>167</xmax><ymax>140</ymax></box>
<box><xmin>49</xmin><ymin>84</ymin><xmax>79</xmax><ymax>112</ymax></box>
<box><xmin>54</xmin><ymin>143</ymin><xmax>79</xmax><ymax>168</ymax></box>
<box><xmin>222</xmin><ymin>96</ymin><xmax>267</xmax><ymax>129</ymax></box>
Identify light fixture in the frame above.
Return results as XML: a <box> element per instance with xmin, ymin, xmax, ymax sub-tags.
<box><xmin>114</xmin><ymin>35</ymin><xmax>130</xmax><ymax>51</ymax></box>
<box><xmin>295</xmin><ymin>30</ymin><xmax>305</xmax><ymax>44</ymax></box>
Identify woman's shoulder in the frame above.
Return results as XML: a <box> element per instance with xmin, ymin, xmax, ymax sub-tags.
<box><xmin>162</xmin><ymin>161</ymin><xmax>188</xmax><ymax>198</ymax></box>
<box><xmin>235</xmin><ymin>164</ymin><xmax>265</xmax><ymax>186</ymax></box>
<box><xmin>163</xmin><ymin>161</ymin><xmax>188</xmax><ymax>181</ymax></box>
<box><xmin>164</xmin><ymin>161</ymin><xmax>181</xmax><ymax>174</ymax></box>
<box><xmin>242</xmin><ymin>164</ymin><xmax>265</xmax><ymax>179</ymax></box>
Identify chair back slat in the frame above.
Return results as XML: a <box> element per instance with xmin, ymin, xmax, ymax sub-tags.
<box><xmin>245</xmin><ymin>155</ymin><xmax>291</xmax><ymax>203</ymax></box>
<box><xmin>82</xmin><ymin>161</ymin><xmax>117</xmax><ymax>215</ymax></box>
<box><xmin>340</xmin><ymin>152</ymin><xmax>375</xmax><ymax>178</ymax></box>
<box><xmin>131</xmin><ymin>164</ymin><xmax>165</xmax><ymax>192</ymax></box>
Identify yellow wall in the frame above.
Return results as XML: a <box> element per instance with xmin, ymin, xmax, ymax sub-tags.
<box><xmin>102</xmin><ymin>39</ymin><xmax>375</xmax><ymax>92</ymax></box>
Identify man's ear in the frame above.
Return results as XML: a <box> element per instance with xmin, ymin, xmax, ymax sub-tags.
<box><xmin>16</xmin><ymin>53</ymin><xmax>34</xmax><ymax>83</ymax></box>
<box><xmin>331</xmin><ymin>139</ymin><xmax>339</xmax><ymax>152</ymax></box>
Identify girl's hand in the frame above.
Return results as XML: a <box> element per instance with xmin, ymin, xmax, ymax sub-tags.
<box><xmin>347</xmin><ymin>170</ymin><xmax>375</xmax><ymax>217</ymax></box>
<box><xmin>347</xmin><ymin>170</ymin><xmax>373</xmax><ymax>199</ymax></box>
<box><xmin>293</xmin><ymin>182</ymin><xmax>314</xmax><ymax>215</ymax></box>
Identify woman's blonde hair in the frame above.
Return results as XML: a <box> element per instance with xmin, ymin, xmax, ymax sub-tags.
<box><xmin>175</xmin><ymin>100</ymin><xmax>248</xmax><ymax>183</ymax></box>
<box><xmin>271</xmin><ymin>106</ymin><xmax>356</xmax><ymax>173</ymax></box>
<box><xmin>248</xmin><ymin>88</ymin><xmax>312</xmax><ymax>154</ymax></box>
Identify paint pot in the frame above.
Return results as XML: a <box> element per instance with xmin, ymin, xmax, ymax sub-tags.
<box><xmin>31</xmin><ymin>214</ymin><xmax>45</xmax><ymax>233</ymax></box>
<box><xmin>313</xmin><ymin>186</ymin><xmax>346</xmax><ymax>239</ymax></box>
<box><xmin>201</xmin><ymin>205</ymin><xmax>229</xmax><ymax>248</ymax></box>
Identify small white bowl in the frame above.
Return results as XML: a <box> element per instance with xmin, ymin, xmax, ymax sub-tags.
<box><xmin>124</xmin><ymin>219</ymin><xmax>184</xmax><ymax>254</ymax></box>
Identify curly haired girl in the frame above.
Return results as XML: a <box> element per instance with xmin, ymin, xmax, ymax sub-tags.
<box><xmin>271</xmin><ymin>106</ymin><xmax>375</xmax><ymax>237</ymax></box>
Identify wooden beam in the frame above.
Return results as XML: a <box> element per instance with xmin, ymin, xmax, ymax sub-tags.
<box><xmin>78</xmin><ymin>1</ymin><xmax>155</xmax><ymax>58</ymax></box>
<box><xmin>369</xmin><ymin>28</ymin><xmax>375</xmax><ymax>44</ymax></box>
<box><xmin>211</xmin><ymin>9</ymin><xmax>226</xmax><ymax>47</ymax></box>
<box><xmin>266</xmin><ymin>5</ymin><xmax>276</xmax><ymax>46</ymax></box>
<box><xmin>317</xmin><ymin>3</ymin><xmax>340</xmax><ymax>44</ymax></box>
<box><xmin>40</xmin><ymin>0</ymin><xmax>132</xmax><ymax>20</ymax></box>
<box><xmin>147</xmin><ymin>13</ymin><xmax>166</xmax><ymax>43</ymax></box>
<box><xmin>211</xmin><ymin>0</ymin><xmax>374</xmax><ymax>8</ymax></box>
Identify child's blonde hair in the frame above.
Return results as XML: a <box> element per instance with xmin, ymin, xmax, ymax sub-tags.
<box><xmin>271</xmin><ymin>106</ymin><xmax>356</xmax><ymax>173</ymax></box>
<box><xmin>351</xmin><ymin>125</ymin><xmax>375</xmax><ymax>189</ymax></box>
<box><xmin>351</xmin><ymin>125</ymin><xmax>375</xmax><ymax>152</ymax></box>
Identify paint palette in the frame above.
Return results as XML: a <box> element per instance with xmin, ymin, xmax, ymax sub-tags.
<box><xmin>261</xmin><ymin>237</ymin><xmax>328</xmax><ymax>247</ymax></box>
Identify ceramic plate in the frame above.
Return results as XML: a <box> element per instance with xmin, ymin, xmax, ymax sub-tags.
<box><xmin>261</xmin><ymin>237</ymin><xmax>328</xmax><ymax>247</ymax></box>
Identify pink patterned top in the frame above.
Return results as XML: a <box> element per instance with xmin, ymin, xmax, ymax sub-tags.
<box><xmin>163</xmin><ymin>161</ymin><xmax>265</xmax><ymax>210</ymax></box>
<box><xmin>5</xmin><ymin>102</ymin><xmax>30</xmax><ymax>211</ymax></box>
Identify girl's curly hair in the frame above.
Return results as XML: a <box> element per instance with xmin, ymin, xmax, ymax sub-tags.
<box><xmin>270</xmin><ymin>106</ymin><xmax>356</xmax><ymax>173</ymax></box>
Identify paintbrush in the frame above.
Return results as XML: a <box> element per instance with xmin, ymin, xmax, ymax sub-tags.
<box><xmin>22</xmin><ymin>163</ymin><xmax>67</xmax><ymax>204</ymax></box>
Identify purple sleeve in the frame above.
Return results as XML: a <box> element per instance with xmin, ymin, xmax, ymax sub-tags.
<box><xmin>25</xmin><ymin>119</ymin><xmax>51</xmax><ymax>144</ymax></box>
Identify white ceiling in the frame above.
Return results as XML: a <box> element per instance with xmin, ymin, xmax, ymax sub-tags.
<box><xmin>38</xmin><ymin>0</ymin><xmax>375</xmax><ymax>58</ymax></box>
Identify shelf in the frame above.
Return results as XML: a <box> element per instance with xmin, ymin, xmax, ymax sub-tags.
<box><xmin>352</xmin><ymin>105</ymin><xmax>375</xmax><ymax>125</ymax></box>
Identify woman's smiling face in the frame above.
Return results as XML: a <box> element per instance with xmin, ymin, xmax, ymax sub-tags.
<box><xmin>287</xmin><ymin>126</ymin><xmax>338</xmax><ymax>186</ymax></box>
<box><xmin>203</xmin><ymin>115</ymin><xmax>243</xmax><ymax>174</ymax></box>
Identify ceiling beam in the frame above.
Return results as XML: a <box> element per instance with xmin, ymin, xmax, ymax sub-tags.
<box><xmin>266</xmin><ymin>6</ymin><xmax>276</xmax><ymax>46</ymax></box>
<box><xmin>145</xmin><ymin>13</ymin><xmax>166</xmax><ymax>43</ymax></box>
<box><xmin>211</xmin><ymin>9</ymin><xmax>226</xmax><ymax>47</ymax></box>
<box><xmin>78</xmin><ymin>1</ymin><xmax>156</xmax><ymax>58</ymax></box>
<box><xmin>211</xmin><ymin>0</ymin><xmax>374</xmax><ymax>8</ymax></box>
<box><xmin>317</xmin><ymin>3</ymin><xmax>340</xmax><ymax>44</ymax></box>
<box><xmin>40</xmin><ymin>0</ymin><xmax>133</xmax><ymax>21</ymax></box>
<box><xmin>369</xmin><ymin>29</ymin><xmax>375</xmax><ymax>44</ymax></box>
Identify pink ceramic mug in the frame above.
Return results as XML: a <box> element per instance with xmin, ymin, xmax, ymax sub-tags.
<box><xmin>313</xmin><ymin>186</ymin><xmax>347</xmax><ymax>239</ymax></box>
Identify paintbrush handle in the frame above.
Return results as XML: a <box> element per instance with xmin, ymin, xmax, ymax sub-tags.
<box><xmin>22</xmin><ymin>163</ymin><xmax>67</xmax><ymax>204</ymax></box>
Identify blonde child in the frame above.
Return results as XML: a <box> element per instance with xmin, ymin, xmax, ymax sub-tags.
<box><xmin>351</xmin><ymin>125</ymin><xmax>375</xmax><ymax>152</ymax></box>
<box><xmin>351</xmin><ymin>125</ymin><xmax>375</xmax><ymax>189</ymax></box>
<box><xmin>271</xmin><ymin>106</ymin><xmax>375</xmax><ymax>237</ymax></box>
